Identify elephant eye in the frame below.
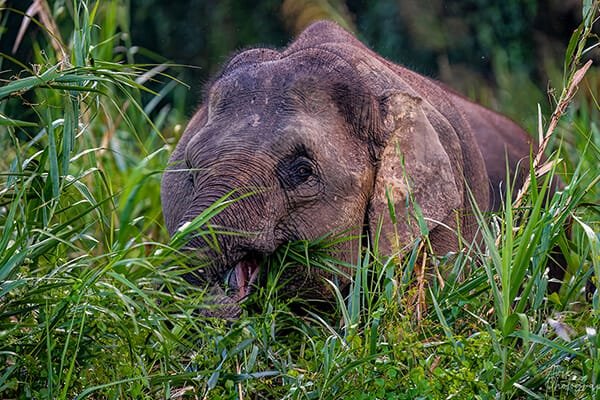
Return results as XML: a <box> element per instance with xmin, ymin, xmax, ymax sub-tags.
<box><xmin>278</xmin><ymin>155</ymin><xmax>318</xmax><ymax>190</ymax></box>
<box><xmin>292</xmin><ymin>159</ymin><xmax>313</xmax><ymax>182</ymax></box>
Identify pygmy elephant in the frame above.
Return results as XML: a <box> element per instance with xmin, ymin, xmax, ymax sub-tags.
<box><xmin>161</xmin><ymin>21</ymin><xmax>536</xmax><ymax>317</ymax></box>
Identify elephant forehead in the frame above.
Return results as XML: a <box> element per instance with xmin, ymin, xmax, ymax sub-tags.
<box><xmin>210</xmin><ymin>63</ymin><xmax>289</xmax><ymax>103</ymax></box>
<box><xmin>280</xmin><ymin>112</ymin><xmax>356</xmax><ymax>155</ymax></box>
<box><xmin>196</xmin><ymin>106</ymin><xmax>343</xmax><ymax>154</ymax></box>
<box><xmin>210</xmin><ymin>52</ymin><xmax>354</xmax><ymax>109</ymax></box>
<box><xmin>200</xmin><ymin>90</ymin><xmax>346</xmax><ymax>150</ymax></box>
<box><xmin>195</xmin><ymin>56</ymin><xmax>367</xmax><ymax>162</ymax></box>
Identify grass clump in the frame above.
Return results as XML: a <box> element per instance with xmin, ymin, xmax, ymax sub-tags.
<box><xmin>1</xmin><ymin>1</ymin><xmax>599</xmax><ymax>399</ymax></box>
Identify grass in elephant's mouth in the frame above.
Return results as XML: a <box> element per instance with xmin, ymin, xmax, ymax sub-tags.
<box><xmin>242</xmin><ymin>235</ymin><xmax>355</xmax><ymax>299</ymax></box>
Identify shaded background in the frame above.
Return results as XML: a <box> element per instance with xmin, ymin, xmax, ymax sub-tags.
<box><xmin>2</xmin><ymin>0</ymin><xmax>590</xmax><ymax>132</ymax></box>
<box><xmin>126</xmin><ymin>0</ymin><xmax>584</xmax><ymax>128</ymax></box>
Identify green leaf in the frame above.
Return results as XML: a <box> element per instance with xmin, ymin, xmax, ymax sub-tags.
<box><xmin>0</xmin><ymin>116</ymin><xmax>39</xmax><ymax>127</ymax></box>
<box><xmin>502</xmin><ymin>313</ymin><xmax>530</xmax><ymax>344</ymax></box>
<box><xmin>412</xmin><ymin>202</ymin><xmax>429</xmax><ymax>236</ymax></box>
<box><xmin>563</xmin><ymin>26</ymin><xmax>582</xmax><ymax>77</ymax></box>
<box><xmin>510</xmin><ymin>331</ymin><xmax>584</xmax><ymax>357</ymax></box>
<box><xmin>572</xmin><ymin>215</ymin><xmax>600</xmax><ymax>301</ymax></box>
<box><xmin>0</xmin><ymin>64</ymin><xmax>60</xmax><ymax>100</ymax></box>
<box><xmin>385</xmin><ymin>185</ymin><xmax>397</xmax><ymax>225</ymax></box>
<box><xmin>46</xmin><ymin>111</ymin><xmax>60</xmax><ymax>199</ymax></box>
<box><xmin>583</xmin><ymin>0</ymin><xmax>593</xmax><ymax>26</ymax></box>
<box><xmin>0</xmin><ymin>251</ymin><xmax>27</xmax><ymax>282</ymax></box>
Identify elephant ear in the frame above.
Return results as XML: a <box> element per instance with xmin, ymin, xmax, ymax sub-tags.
<box><xmin>368</xmin><ymin>91</ymin><xmax>462</xmax><ymax>256</ymax></box>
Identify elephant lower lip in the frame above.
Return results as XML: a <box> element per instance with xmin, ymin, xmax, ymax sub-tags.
<box><xmin>232</xmin><ymin>257</ymin><xmax>260</xmax><ymax>299</ymax></box>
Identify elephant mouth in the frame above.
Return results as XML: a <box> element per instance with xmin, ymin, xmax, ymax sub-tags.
<box><xmin>224</xmin><ymin>253</ymin><xmax>262</xmax><ymax>301</ymax></box>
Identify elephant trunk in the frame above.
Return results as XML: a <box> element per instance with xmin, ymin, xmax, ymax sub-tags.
<box><xmin>176</xmin><ymin>164</ymin><xmax>284</xmax><ymax>312</ymax></box>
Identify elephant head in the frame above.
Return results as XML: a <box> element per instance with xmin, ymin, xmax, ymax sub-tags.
<box><xmin>160</xmin><ymin>21</ymin><xmax>520</xmax><ymax>318</ymax></box>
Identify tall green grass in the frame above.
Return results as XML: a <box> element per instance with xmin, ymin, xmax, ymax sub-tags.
<box><xmin>1</xmin><ymin>1</ymin><xmax>599</xmax><ymax>399</ymax></box>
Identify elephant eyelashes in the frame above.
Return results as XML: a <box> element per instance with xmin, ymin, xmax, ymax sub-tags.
<box><xmin>290</xmin><ymin>158</ymin><xmax>313</xmax><ymax>184</ymax></box>
<box><xmin>277</xmin><ymin>154</ymin><xmax>319</xmax><ymax>190</ymax></box>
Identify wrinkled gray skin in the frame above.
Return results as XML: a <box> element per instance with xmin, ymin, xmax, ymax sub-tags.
<box><xmin>161</xmin><ymin>21</ymin><xmax>535</xmax><ymax>318</ymax></box>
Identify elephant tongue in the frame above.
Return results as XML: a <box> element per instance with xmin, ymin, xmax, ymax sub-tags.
<box><xmin>234</xmin><ymin>258</ymin><xmax>260</xmax><ymax>299</ymax></box>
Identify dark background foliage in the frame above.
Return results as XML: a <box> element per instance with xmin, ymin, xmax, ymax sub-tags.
<box><xmin>0</xmin><ymin>0</ymin><xmax>586</xmax><ymax>121</ymax></box>
<box><xmin>126</xmin><ymin>0</ymin><xmax>582</xmax><ymax>116</ymax></box>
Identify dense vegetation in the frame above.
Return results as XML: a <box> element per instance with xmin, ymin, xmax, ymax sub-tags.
<box><xmin>1</xmin><ymin>1</ymin><xmax>599</xmax><ymax>398</ymax></box>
